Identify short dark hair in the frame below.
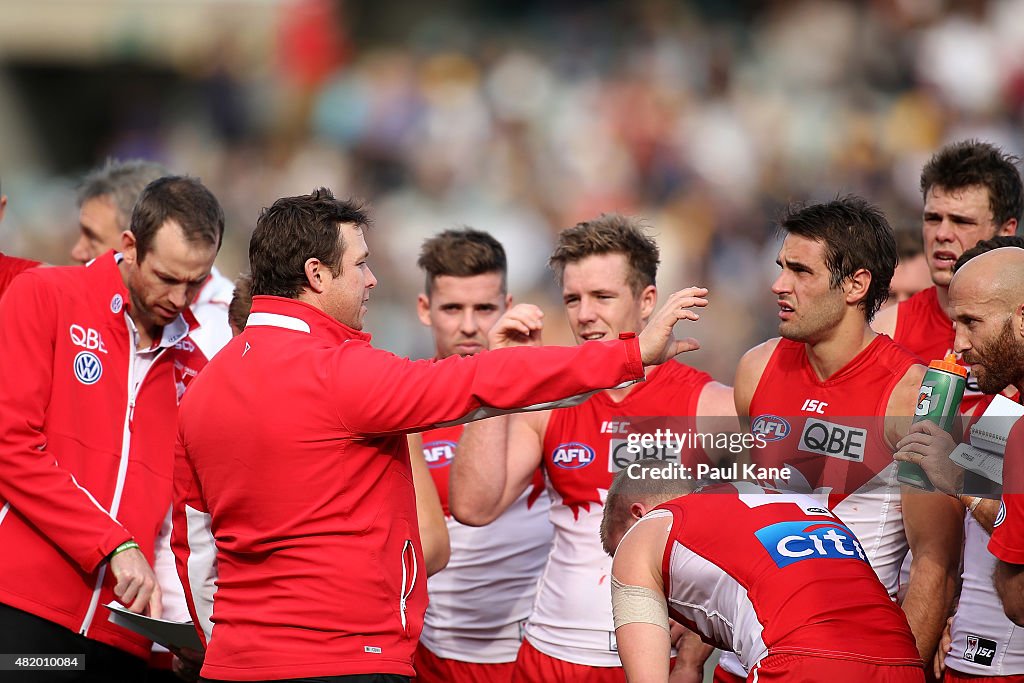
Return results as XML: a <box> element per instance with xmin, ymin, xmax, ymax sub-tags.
<box><xmin>953</xmin><ymin>235</ymin><xmax>1024</xmax><ymax>271</ymax></box>
<box><xmin>549</xmin><ymin>213</ymin><xmax>659</xmax><ymax>295</ymax></box>
<box><xmin>417</xmin><ymin>228</ymin><xmax>507</xmax><ymax>296</ymax></box>
<box><xmin>78</xmin><ymin>158</ymin><xmax>169</xmax><ymax>230</ymax></box>
<box><xmin>780</xmin><ymin>195</ymin><xmax>896</xmax><ymax>322</ymax></box>
<box><xmin>131</xmin><ymin>176</ymin><xmax>224</xmax><ymax>260</ymax></box>
<box><xmin>228</xmin><ymin>272</ymin><xmax>253</xmax><ymax>333</ymax></box>
<box><xmin>249</xmin><ymin>188</ymin><xmax>370</xmax><ymax>299</ymax></box>
<box><xmin>920</xmin><ymin>140</ymin><xmax>1024</xmax><ymax>229</ymax></box>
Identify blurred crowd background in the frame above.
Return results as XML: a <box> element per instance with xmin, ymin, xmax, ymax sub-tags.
<box><xmin>2</xmin><ymin>0</ymin><xmax>1023</xmax><ymax>381</ymax></box>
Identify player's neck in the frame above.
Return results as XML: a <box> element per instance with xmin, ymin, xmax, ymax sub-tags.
<box><xmin>934</xmin><ymin>282</ymin><xmax>951</xmax><ymax>313</ymax></box>
<box><xmin>804</xmin><ymin>323</ymin><xmax>877</xmax><ymax>381</ymax></box>
<box><xmin>604</xmin><ymin>365</ymin><xmax>651</xmax><ymax>403</ymax></box>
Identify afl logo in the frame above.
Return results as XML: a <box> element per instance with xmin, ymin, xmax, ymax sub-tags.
<box><xmin>751</xmin><ymin>415</ymin><xmax>791</xmax><ymax>441</ymax></box>
<box><xmin>995</xmin><ymin>501</ymin><xmax>1007</xmax><ymax>528</ymax></box>
<box><xmin>551</xmin><ymin>442</ymin><xmax>596</xmax><ymax>469</ymax></box>
<box><xmin>73</xmin><ymin>351</ymin><xmax>103</xmax><ymax>385</ymax></box>
<box><xmin>422</xmin><ymin>440</ymin><xmax>456</xmax><ymax>469</ymax></box>
<box><xmin>110</xmin><ymin>294</ymin><xmax>123</xmax><ymax>314</ymax></box>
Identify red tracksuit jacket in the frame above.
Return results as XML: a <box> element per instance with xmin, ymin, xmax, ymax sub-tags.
<box><xmin>172</xmin><ymin>295</ymin><xmax>646</xmax><ymax>681</ymax></box>
<box><xmin>0</xmin><ymin>254</ymin><xmax>204</xmax><ymax>658</ymax></box>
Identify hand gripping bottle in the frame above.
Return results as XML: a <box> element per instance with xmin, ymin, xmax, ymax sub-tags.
<box><xmin>897</xmin><ymin>354</ymin><xmax>967</xmax><ymax>489</ymax></box>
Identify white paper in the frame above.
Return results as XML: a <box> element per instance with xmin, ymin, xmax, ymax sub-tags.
<box><xmin>949</xmin><ymin>442</ymin><xmax>1004</xmax><ymax>485</ymax></box>
<box><xmin>105</xmin><ymin>602</ymin><xmax>204</xmax><ymax>651</ymax></box>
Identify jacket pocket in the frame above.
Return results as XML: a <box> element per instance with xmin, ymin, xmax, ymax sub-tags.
<box><xmin>399</xmin><ymin>538</ymin><xmax>418</xmax><ymax>634</ymax></box>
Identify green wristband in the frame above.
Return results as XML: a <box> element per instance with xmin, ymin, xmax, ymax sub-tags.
<box><xmin>111</xmin><ymin>540</ymin><xmax>140</xmax><ymax>557</ymax></box>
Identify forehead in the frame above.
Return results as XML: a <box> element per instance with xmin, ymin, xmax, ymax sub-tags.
<box><xmin>142</xmin><ymin>219</ymin><xmax>216</xmax><ymax>275</ymax></box>
<box><xmin>778</xmin><ymin>233</ymin><xmax>827</xmax><ymax>264</ymax></box>
<box><xmin>561</xmin><ymin>252</ymin><xmax>632</xmax><ymax>291</ymax></box>
<box><xmin>925</xmin><ymin>185</ymin><xmax>993</xmax><ymax>216</ymax></box>
<box><xmin>340</xmin><ymin>222</ymin><xmax>368</xmax><ymax>256</ymax></box>
<box><xmin>79</xmin><ymin>196</ymin><xmax>122</xmax><ymax>233</ymax></box>
<box><xmin>430</xmin><ymin>272</ymin><xmax>504</xmax><ymax>303</ymax></box>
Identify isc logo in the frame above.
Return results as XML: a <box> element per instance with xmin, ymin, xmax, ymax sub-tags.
<box><xmin>551</xmin><ymin>442</ymin><xmax>596</xmax><ymax>469</ymax></box>
<box><xmin>422</xmin><ymin>441</ymin><xmax>456</xmax><ymax>469</ymax></box>
<box><xmin>751</xmin><ymin>415</ymin><xmax>790</xmax><ymax>442</ymax></box>
<box><xmin>754</xmin><ymin>520</ymin><xmax>867</xmax><ymax>569</ymax></box>
<box><xmin>175</xmin><ymin>339</ymin><xmax>196</xmax><ymax>353</ymax></box>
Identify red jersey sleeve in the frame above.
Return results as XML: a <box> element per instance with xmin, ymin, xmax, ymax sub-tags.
<box><xmin>990</xmin><ymin>418</ymin><xmax>1024</xmax><ymax>564</ymax></box>
<box><xmin>331</xmin><ymin>337</ymin><xmax>645</xmax><ymax>435</ymax></box>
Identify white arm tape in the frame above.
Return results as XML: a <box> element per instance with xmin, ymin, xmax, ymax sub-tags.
<box><xmin>611</xmin><ymin>574</ymin><xmax>670</xmax><ymax>632</ymax></box>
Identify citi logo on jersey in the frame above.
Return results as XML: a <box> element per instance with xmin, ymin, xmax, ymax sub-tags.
<box><xmin>754</xmin><ymin>520</ymin><xmax>867</xmax><ymax>568</ymax></box>
<box><xmin>751</xmin><ymin>415</ymin><xmax>790</xmax><ymax>441</ymax></box>
<box><xmin>551</xmin><ymin>442</ymin><xmax>596</xmax><ymax>469</ymax></box>
<box><xmin>422</xmin><ymin>441</ymin><xmax>456</xmax><ymax>469</ymax></box>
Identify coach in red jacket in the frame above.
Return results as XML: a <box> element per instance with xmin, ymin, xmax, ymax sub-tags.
<box><xmin>171</xmin><ymin>187</ymin><xmax>709</xmax><ymax>683</ymax></box>
<box><xmin>0</xmin><ymin>176</ymin><xmax>225</xmax><ymax>679</ymax></box>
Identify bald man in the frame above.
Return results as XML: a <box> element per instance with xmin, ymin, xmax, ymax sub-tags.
<box><xmin>895</xmin><ymin>247</ymin><xmax>1024</xmax><ymax>631</ymax></box>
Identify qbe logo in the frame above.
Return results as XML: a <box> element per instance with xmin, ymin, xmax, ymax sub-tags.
<box><xmin>754</xmin><ymin>520</ymin><xmax>867</xmax><ymax>569</ymax></box>
<box><xmin>797</xmin><ymin>418</ymin><xmax>866</xmax><ymax>462</ymax></box>
<box><xmin>751</xmin><ymin>415</ymin><xmax>790</xmax><ymax>442</ymax></box>
<box><xmin>73</xmin><ymin>351</ymin><xmax>103</xmax><ymax>385</ymax></box>
<box><xmin>551</xmin><ymin>442</ymin><xmax>596</xmax><ymax>469</ymax></box>
<box><xmin>422</xmin><ymin>440</ymin><xmax>456</xmax><ymax>469</ymax></box>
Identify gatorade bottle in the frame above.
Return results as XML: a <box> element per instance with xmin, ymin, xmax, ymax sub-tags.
<box><xmin>897</xmin><ymin>354</ymin><xmax>967</xmax><ymax>490</ymax></box>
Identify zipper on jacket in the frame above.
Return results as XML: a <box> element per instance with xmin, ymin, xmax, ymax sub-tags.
<box><xmin>80</xmin><ymin>334</ymin><xmax>156</xmax><ymax>636</ymax></box>
<box><xmin>399</xmin><ymin>539</ymin><xmax>418</xmax><ymax>632</ymax></box>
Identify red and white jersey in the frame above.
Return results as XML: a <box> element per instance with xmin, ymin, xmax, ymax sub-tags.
<box><xmin>419</xmin><ymin>424</ymin><xmax>553</xmax><ymax>664</ymax></box>
<box><xmin>747</xmin><ymin>336</ymin><xmax>919</xmax><ymax>597</ymax></box>
<box><xmin>946</xmin><ymin>515</ymin><xmax>1024</xmax><ymax>675</ymax></box>
<box><xmin>527</xmin><ymin>361</ymin><xmax>712</xmax><ymax>667</ymax></box>
<box><xmin>990</xmin><ymin>419</ymin><xmax>1024</xmax><ymax>564</ymax></box>
<box><xmin>894</xmin><ymin>286</ymin><xmax>986</xmax><ymax>413</ymax></box>
<box><xmin>649</xmin><ymin>484</ymin><xmax>921</xmax><ymax>672</ymax></box>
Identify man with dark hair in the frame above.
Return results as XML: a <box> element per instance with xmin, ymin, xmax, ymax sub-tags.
<box><xmin>712</xmin><ymin>196</ymin><xmax>963</xmax><ymax>681</ymax></box>
<box><xmin>171</xmin><ymin>190</ymin><xmax>709</xmax><ymax>682</ymax></box>
<box><xmin>872</xmin><ymin>140</ymin><xmax>1024</xmax><ymax>681</ymax></box>
<box><xmin>0</xmin><ymin>175</ymin><xmax>225</xmax><ymax>680</ymax></box>
<box><xmin>895</xmin><ymin>241</ymin><xmax>1024</xmax><ymax>681</ymax></box>
<box><xmin>602</xmin><ymin>460</ymin><xmax>924</xmax><ymax>682</ymax></box>
<box><xmin>451</xmin><ymin>213</ymin><xmax>735</xmax><ymax>682</ymax></box>
<box><xmin>874</xmin><ymin>140</ymin><xmax>1022</xmax><ymax>401</ymax></box>
<box><xmin>413</xmin><ymin>228</ymin><xmax>553</xmax><ymax>683</ymax></box>
<box><xmin>0</xmin><ymin>183</ymin><xmax>41</xmax><ymax>298</ymax></box>
<box><xmin>70</xmin><ymin>157</ymin><xmax>234</xmax><ymax>373</ymax></box>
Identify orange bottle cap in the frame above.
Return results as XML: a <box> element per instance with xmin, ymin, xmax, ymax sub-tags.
<box><xmin>928</xmin><ymin>353</ymin><xmax>968</xmax><ymax>377</ymax></box>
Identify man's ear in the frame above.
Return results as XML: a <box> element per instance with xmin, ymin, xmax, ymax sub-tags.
<box><xmin>0</xmin><ymin>195</ymin><xmax>7</xmax><ymax>223</ymax></box>
<box><xmin>504</xmin><ymin>293</ymin><xmax>513</xmax><ymax>309</ymax></box>
<box><xmin>639</xmin><ymin>285</ymin><xmax>657</xmax><ymax>320</ymax></box>
<box><xmin>416</xmin><ymin>293</ymin><xmax>432</xmax><ymax>327</ymax></box>
<box><xmin>304</xmin><ymin>258</ymin><xmax>327</xmax><ymax>294</ymax></box>
<box><xmin>845</xmin><ymin>268</ymin><xmax>872</xmax><ymax>306</ymax></box>
<box><xmin>120</xmin><ymin>231</ymin><xmax>138</xmax><ymax>264</ymax></box>
<box><xmin>629</xmin><ymin>502</ymin><xmax>648</xmax><ymax>521</ymax></box>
